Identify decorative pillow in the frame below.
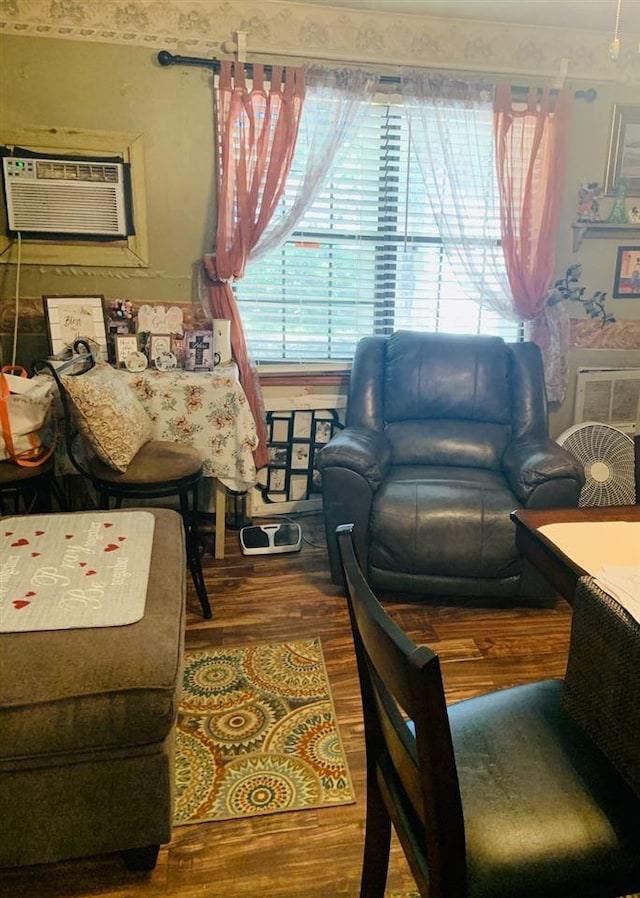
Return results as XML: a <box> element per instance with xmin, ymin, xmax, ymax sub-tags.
<box><xmin>62</xmin><ymin>363</ymin><xmax>154</xmax><ymax>472</ymax></box>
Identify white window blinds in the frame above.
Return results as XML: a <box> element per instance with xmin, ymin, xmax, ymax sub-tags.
<box><xmin>235</xmin><ymin>100</ymin><xmax>520</xmax><ymax>363</ymax></box>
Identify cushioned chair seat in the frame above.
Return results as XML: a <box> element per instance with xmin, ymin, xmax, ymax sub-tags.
<box><xmin>454</xmin><ymin>680</ymin><xmax>640</xmax><ymax>897</ymax></box>
<box><xmin>370</xmin><ymin>465</ymin><xmax>521</xmax><ymax>593</ymax></box>
<box><xmin>88</xmin><ymin>440</ymin><xmax>203</xmax><ymax>486</ymax></box>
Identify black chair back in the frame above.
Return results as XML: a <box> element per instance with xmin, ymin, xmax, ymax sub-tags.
<box><xmin>336</xmin><ymin>523</ymin><xmax>465</xmax><ymax>897</ymax></box>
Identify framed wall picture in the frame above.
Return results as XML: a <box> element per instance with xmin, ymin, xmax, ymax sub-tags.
<box><xmin>604</xmin><ymin>104</ymin><xmax>640</xmax><ymax>196</ymax></box>
<box><xmin>115</xmin><ymin>334</ymin><xmax>140</xmax><ymax>368</ymax></box>
<box><xmin>43</xmin><ymin>295</ymin><xmax>108</xmax><ymax>359</ymax></box>
<box><xmin>613</xmin><ymin>246</ymin><xmax>640</xmax><ymax>298</ymax></box>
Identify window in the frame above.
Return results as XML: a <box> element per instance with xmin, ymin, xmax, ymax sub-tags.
<box><xmin>235</xmin><ymin>101</ymin><xmax>520</xmax><ymax>363</ymax></box>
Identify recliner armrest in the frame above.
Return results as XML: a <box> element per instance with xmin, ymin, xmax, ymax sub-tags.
<box><xmin>503</xmin><ymin>438</ymin><xmax>585</xmax><ymax>506</ymax></box>
<box><xmin>317</xmin><ymin>426</ymin><xmax>391</xmax><ymax>489</ymax></box>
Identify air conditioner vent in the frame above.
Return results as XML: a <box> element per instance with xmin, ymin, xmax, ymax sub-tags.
<box><xmin>2</xmin><ymin>156</ymin><xmax>129</xmax><ymax>237</ymax></box>
<box><xmin>574</xmin><ymin>367</ymin><xmax>640</xmax><ymax>435</ymax></box>
<box><xmin>34</xmin><ymin>160</ymin><xmax>121</xmax><ymax>183</ymax></box>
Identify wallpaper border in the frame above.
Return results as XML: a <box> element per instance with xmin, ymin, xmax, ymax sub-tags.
<box><xmin>1</xmin><ymin>0</ymin><xmax>639</xmax><ymax>84</ymax></box>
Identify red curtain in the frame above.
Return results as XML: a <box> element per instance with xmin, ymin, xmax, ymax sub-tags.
<box><xmin>203</xmin><ymin>60</ymin><xmax>305</xmax><ymax>470</ymax></box>
<box><xmin>494</xmin><ymin>84</ymin><xmax>571</xmax><ymax>339</ymax></box>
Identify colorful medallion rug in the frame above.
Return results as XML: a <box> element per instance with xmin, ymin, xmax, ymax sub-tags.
<box><xmin>174</xmin><ymin>638</ymin><xmax>355</xmax><ymax>825</ymax></box>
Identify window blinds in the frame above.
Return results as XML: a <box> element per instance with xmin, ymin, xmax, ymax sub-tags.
<box><xmin>235</xmin><ymin>101</ymin><xmax>520</xmax><ymax>363</ymax></box>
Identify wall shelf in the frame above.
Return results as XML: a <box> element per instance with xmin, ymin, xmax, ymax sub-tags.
<box><xmin>572</xmin><ymin>221</ymin><xmax>640</xmax><ymax>252</ymax></box>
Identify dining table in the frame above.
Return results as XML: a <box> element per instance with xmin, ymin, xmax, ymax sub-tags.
<box><xmin>511</xmin><ymin>505</ymin><xmax>640</xmax><ymax>799</ymax></box>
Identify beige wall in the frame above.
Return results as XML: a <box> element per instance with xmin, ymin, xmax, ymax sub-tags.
<box><xmin>0</xmin><ymin>35</ymin><xmax>217</xmax><ymax>303</ymax></box>
<box><xmin>1</xmin><ymin>2</ymin><xmax>639</xmax><ymax>431</ymax></box>
<box><xmin>551</xmin><ymin>85</ymin><xmax>640</xmax><ymax>435</ymax></box>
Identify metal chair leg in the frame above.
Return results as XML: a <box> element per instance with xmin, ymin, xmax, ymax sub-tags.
<box><xmin>179</xmin><ymin>486</ymin><xmax>212</xmax><ymax>619</ymax></box>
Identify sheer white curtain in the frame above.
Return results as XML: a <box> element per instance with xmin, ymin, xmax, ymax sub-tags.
<box><xmin>401</xmin><ymin>72</ymin><xmax>517</xmax><ymax>322</ymax></box>
<box><xmin>250</xmin><ymin>65</ymin><xmax>379</xmax><ymax>261</ymax></box>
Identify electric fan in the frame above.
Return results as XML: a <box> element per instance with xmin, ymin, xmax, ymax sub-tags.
<box><xmin>556</xmin><ymin>422</ymin><xmax>636</xmax><ymax>507</ymax></box>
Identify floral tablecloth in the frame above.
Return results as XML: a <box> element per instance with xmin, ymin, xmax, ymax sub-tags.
<box><xmin>121</xmin><ymin>366</ymin><xmax>258</xmax><ymax>492</ymax></box>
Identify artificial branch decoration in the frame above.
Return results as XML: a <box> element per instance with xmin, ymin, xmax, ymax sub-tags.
<box><xmin>546</xmin><ymin>264</ymin><xmax>615</xmax><ymax>326</ymax></box>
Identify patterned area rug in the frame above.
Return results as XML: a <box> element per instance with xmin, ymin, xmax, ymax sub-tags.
<box><xmin>174</xmin><ymin>638</ymin><xmax>355</xmax><ymax>825</ymax></box>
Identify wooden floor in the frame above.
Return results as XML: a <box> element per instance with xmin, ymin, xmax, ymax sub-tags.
<box><xmin>5</xmin><ymin>512</ymin><xmax>579</xmax><ymax>898</ymax></box>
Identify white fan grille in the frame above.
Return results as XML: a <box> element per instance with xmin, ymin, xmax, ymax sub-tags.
<box><xmin>557</xmin><ymin>422</ymin><xmax>636</xmax><ymax>507</ymax></box>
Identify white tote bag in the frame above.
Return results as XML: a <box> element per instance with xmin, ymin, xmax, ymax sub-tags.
<box><xmin>0</xmin><ymin>367</ymin><xmax>56</xmax><ymax>466</ymax></box>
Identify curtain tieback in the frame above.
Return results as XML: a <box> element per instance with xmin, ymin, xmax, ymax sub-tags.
<box><xmin>202</xmin><ymin>255</ymin><xmax>234</xmax><ymax>286</ymax></box>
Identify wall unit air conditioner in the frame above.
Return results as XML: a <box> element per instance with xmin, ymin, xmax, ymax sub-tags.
<box><xmin>2</xmin><ymin>156</ymin><xmax>130</xmax><ymax>237</ymax></box>
<box><xmin>574</xmin><ymin>367</ymin><xmax>640</xmax><ymax>435</ymax></box>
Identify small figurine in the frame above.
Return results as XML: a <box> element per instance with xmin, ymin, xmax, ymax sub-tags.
<box><xmin>576</xmin><ymin>181</ymin><xmax>603</xmax><ymax>222</ymax></box>
<box><xmin>607</xmin><ymin>177</ymin><xmax>628</xmax><ymax>223</ymax></box>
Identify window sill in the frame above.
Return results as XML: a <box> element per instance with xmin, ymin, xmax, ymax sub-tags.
<box><xmin>258</xmin><ymin>364</ymin><xmax>351</xmax><ymax>387</ymax></box>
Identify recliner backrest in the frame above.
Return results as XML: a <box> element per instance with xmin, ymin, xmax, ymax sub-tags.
<box><xmin>346</xmin><ymin>331</ymin><xmax>549</xmax><ymax>471</ymax></box>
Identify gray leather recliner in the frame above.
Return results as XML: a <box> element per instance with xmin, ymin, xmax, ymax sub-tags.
<box><xmin>318</xmin><ymin>331</ymin><xmax>584</xmax><ymax>598</ymax></box>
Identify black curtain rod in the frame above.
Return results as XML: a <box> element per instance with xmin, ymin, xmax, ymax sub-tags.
<box><xmin>157</xmin><ymin>50</ymin><xmax>597</xmax><ymax>101</ymax></box>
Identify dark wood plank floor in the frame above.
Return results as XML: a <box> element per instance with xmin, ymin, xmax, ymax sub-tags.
<box><xmin>4</xmin><ymin>512</ymin><xmax>582</xmax><ymax>898</ymax></box>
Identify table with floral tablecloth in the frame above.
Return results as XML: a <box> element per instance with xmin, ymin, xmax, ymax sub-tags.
<box><xmin>121</xmin><ymin>365</ymin><xmax>258</xmax><ymax>493</ymax></box>
<box><xmin>121</xmin><ymin>366</ymin><xmax>258</xmax><ymax>559</ymax></box>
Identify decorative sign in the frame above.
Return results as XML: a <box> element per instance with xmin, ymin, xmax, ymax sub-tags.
<box><xmin>184</xmin><ymin>329</ymin><xmax>215</xmax><ymax>371</ymax></box>
<box><xmin>43</xmin><ymin>295</ymin><xmax>108</xmax><ymax>360</ymax></box>
<box><xmin>137</xmin><ymin>304</ymin><xmax>184</xmax><ymax>335</ymax></box>
<box><xmin>0</xmin><ymin>511</ymin><xmax>155</xmax><ymax>632</ymax></box>
<box><xmin>115</xmin><ymin>333</ymin><xmax>140</xmax><ymax>368</ymax></box>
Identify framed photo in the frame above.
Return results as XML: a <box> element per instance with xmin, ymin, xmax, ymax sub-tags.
<box><xmin>149</xmin><ymin>333</ymin><xmax>171</xmax><ymax>363</ymax></box>
<box><xmin>114</xmin><ymin>334</ymin><xmax>140</xmax><ymax>367</ymax></box>
<box><xmin>604</xmin><ymin>104</ymin><xmax>640</xmax><ymax>196</ymax></box>
<box><xmin>43</xmin><ymin>295</ymin><xmax>108</xmax><ymax>359</ymax></box>
<box><xmin>613</xmin><ymin>246</ymin><xmax>640</xmax><ymax>298</ymax></box>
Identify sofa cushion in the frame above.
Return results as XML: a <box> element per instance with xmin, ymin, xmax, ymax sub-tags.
<box><xmin>0</xmin><ymin>508</ymin><xmax>185</xmax><ymax>763</ymax></box>
<box><xmin>63</xmin><ymin>364</ymin><xmax>154</xmax><ymax>472</ymax></box>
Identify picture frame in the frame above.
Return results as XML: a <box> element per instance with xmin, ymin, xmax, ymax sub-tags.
<box><xmin>183</xmin><ymin>329</ymin><xmax>215</xmax><ymax>372</ymax></box>
<box><xmin>149</xmin><ymin>333</ymin><xmax>172</xmax><ymax>364</ymax></box>
<box><xmin>613</xmin><ymin>246</ymin><xmax>640</xmax><ymax>298</ymax></box>
<box><xmin>604</xmin><ymin>104</ymin><xmax>640</xmax><ymax>196</ymax></box>
<box><xmin>43</xmin><ymin>295</ymin><xmax>108</xmax><ymax>359</ymax></box>
<box><xmin>114</xmin><ymin>333</ymin><xmax>140</xmax><ymax>367</ymax></box>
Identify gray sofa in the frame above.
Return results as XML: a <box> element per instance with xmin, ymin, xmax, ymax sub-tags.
<box><xmin>0</xmin><ymin>507</ymin><xmax>186</xmax><ymax>870</ymax></box>
<box><xmin>319</xmin><ymin>331</ymin><xmax>584</xmax><ymax>598</ymax></box>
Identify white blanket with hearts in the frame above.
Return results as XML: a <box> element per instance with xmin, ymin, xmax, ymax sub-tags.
<box><xmin>0</xmin><ymin>511</ymin><xmax>154</xmax><ymax>632</ymax></box>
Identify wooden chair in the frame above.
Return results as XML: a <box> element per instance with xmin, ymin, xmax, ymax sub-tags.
<box><xmin>33</xmin><ymin>342</ymin><xmax>211</xmax><ymax>619</ymax></box>
<box><xmin>336</xmin><ymin>523</ymin><xmax>640</xmax><ymax>898</ymax></box>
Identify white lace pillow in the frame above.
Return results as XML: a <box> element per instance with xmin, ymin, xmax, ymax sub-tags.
<box><xmin>62</xmin><ymin>364</ymin><xmax>154</xmax><ymax>472</ymax></box>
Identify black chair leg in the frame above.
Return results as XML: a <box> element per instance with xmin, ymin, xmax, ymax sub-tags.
<box><xmin>179</xmin><ymin>486</ymin><xmax>212</xmax><ymax>619</ymax></box>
